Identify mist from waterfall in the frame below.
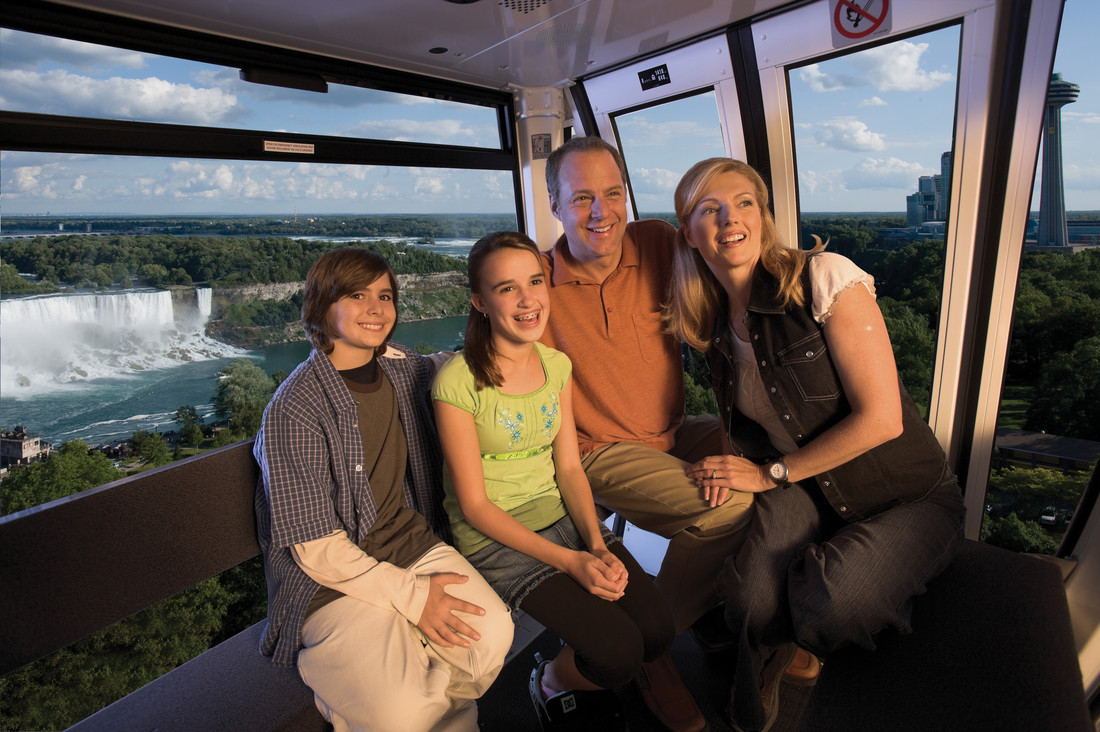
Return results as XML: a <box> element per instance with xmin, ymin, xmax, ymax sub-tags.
<box><xmin>1</xmin><ymin>287</ymin><xmax>243</xmax><ymax>396</ymax></box>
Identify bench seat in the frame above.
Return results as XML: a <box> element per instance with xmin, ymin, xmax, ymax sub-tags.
<box><xmin>69</xmin><ymin>622</ymin><xmax>327</xmax><ymax>732</ymax></box>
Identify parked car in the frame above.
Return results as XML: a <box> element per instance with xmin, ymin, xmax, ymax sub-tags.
<box><xmin>1040</xmin><ymin>506</ymin><xmax>1059</xmax><ymax>527</ymax></box>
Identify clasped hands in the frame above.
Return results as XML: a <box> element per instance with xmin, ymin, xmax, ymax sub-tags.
<box><xmin>566</xmin><ymin>547</ymin><xmax>628</xmax><ymax>602</ymax></box>
<box><xmin>687</xmin><ymin>455</ymin><xmax>774</xmax><ymax>507</ymax></box>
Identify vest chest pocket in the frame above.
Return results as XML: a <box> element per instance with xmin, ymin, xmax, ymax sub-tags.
<box><xmin>776</xmin><ymin>332</ymin><xmax>841</xmax><ymax>402</ymax></box>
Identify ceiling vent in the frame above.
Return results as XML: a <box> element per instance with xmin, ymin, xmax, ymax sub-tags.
<box><xmin>538</xmin><ymin>23</ymin><xmax>587</xmax><ymax>49</ymax></box>
<box><xmin>501</xmin><ymin>0</ymin><xmax>551</xmax><ymax>13</ymax></box>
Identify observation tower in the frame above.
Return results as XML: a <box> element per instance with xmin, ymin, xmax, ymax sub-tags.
<box><xmin>1037</xmin><ymin>73</ymin><xmax>1079</xmax><ymax>247</ymax></box>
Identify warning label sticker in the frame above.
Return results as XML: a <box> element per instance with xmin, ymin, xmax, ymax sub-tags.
<box><xmin>264</xmin><ymin>141</ymin><xmax>315</xmax><ymax>154</ymax></box>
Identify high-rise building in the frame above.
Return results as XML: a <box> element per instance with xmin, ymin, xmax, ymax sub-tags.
<box><xmin>1037</xmin><ymin>73</ymin><xmax>1079</xmax><ymax>247</ymax></box>
<box><xmin>936</xmin><ymin>151</ymin><xmax>952</xmax><ymax>221</ymax></box>
<box><xmin>906</xmin><ymin>152</ymin><xmax>952</xmax><ymax>226</ymax></box>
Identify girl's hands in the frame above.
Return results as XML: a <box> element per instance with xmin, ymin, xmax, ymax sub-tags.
<box><xmin>565</xmin><ymin>548</ymin><xmax>628</xmax><ymax>601</ymax></box>
<box><xmin>687</xmin><ymin>455</ymin><xmax>773</xmax><ymax>506</ymax></box>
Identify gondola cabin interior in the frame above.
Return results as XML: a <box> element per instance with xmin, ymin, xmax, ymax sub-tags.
<box><xmin>1</xmin><ymin>0</ymin><xmax>1098</xmax><ymax>729</ymax></box>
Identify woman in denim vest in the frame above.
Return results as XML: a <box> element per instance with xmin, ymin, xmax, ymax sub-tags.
<box><xmin>663</xmin><ymin>158</ymin><xmax>965</xmax><ymax>732</ymax></box>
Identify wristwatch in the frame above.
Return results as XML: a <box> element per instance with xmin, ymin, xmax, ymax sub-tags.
<box><xmin>766</xmin><ymin>459</ymin><xmax>790</xmax><ymax>488</ymax></box>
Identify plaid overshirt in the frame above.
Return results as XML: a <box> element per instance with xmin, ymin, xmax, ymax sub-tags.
<box><xmin>253</xmin><ymin>343</ymin><xmax>447</xmax><ymax>667</ymax></box>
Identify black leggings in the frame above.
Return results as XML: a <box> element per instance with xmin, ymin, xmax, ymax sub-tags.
<box><xmin>519</xmin><ymin>541</ymin><xmax>674</xmax><ymax>689</ymax></box>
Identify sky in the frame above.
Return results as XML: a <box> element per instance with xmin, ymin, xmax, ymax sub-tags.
<box><xmin>1</xmin><ymin>0</ymin><xmax>1097</xmax><ymax>216</ymax></box>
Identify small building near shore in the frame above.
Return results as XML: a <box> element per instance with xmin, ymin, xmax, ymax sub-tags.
<box><xmin>1</xmin><ymin>426</ymin><xmax>52</xmax><ymax>468</ymax></box>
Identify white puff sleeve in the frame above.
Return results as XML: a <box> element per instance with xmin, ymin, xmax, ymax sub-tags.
<box><xmin>810</xmin><ymin>251</ymin><xmax>877</xmax><ymax>324</ymax></box>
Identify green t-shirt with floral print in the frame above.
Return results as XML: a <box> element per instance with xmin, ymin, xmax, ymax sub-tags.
<box><xmin>433</xmin><ymin>342</ymin><xmax>570</xmax><ymax>555</ymax></box>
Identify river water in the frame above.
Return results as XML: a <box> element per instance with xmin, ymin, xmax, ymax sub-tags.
<box><xmin>0</xmin><ymin>315</ymin><xmax>468</xmax><ymax>448</ymax></box>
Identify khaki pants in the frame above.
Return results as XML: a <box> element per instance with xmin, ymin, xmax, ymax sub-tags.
<box><xmin>297</xmin><ymin>544</ymin><xmax>514</xmax><ymax>732</ymax></box>
<box><xmin>581</xmin><ymin>414</ymin><xmax>754</xmax><ymax>633</ymax></box>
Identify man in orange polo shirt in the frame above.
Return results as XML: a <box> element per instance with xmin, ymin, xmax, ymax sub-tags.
<box><xmin>538</xmin><ymin>136</ymin><xmax>754</xmax><ymax>731</ymax></box>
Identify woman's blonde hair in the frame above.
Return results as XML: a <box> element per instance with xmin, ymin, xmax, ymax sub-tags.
<box><xmin>663</xmin><ymin>157</ymin><xmax>822</xmax><ymax>350</ymax></box>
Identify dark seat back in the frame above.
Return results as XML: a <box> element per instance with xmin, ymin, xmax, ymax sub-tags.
<box><xmin>1</xmin><ymin>440</ymin><xmax>262</xmax><ymax>675</ymax></box>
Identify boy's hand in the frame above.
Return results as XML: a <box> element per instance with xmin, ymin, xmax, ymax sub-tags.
<box><xmin>415</xmin><ymin>573</ymin><xmax>486</xmax><ymax>648</ymax></box>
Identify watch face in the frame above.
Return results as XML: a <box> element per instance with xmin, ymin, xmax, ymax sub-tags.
<box><xmin>769</xmin><ymin>461</ymin><xmax>787</xmax><ymax>482</ymax></box>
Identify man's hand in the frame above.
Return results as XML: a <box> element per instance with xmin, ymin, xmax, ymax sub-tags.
<box><xmin>415</xmin><ymin>573</ymin><xmax>486</xmax><ymax>648</ymax></box>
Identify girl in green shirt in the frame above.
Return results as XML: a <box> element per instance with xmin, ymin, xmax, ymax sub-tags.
<box><xmin>433</xmin><ymin>231</ymin><xmax>673</xmax><ymax>730</ymax></box>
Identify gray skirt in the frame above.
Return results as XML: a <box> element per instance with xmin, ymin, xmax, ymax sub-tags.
<box><xmin>465</xmin><ymin>515</ymin><xmax>619</xmax><ymax>610</ymax></box>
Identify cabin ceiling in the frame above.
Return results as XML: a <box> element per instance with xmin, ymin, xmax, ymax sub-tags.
<box><xmin>54</xmin><ymin>0</ymin><xmax>794</xmax><ymax>90</ymax></box>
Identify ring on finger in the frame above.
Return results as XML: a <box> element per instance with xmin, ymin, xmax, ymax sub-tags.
<box><xmin>711</xmin><ymin>470</ymin><xmax>717</xmax><ymax>480</ymax></box>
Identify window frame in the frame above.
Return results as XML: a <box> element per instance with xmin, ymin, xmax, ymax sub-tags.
<box><xmin>0</xmin><ymin>0</ymin><xmax>525</xmax><ymax>223</ymax></box>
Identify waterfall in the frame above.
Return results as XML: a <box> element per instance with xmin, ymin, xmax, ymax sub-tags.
<box><xmin>1</xmin><ymin>288</ymin><xmax>241</xmax><ymax>394</ymax></box>
<box><xmin>196</xmin><ymin>287</ymin><xmax>212</xmax><ymax>320</ymax></box>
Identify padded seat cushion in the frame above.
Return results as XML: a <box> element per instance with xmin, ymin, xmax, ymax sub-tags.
<box><xmin>799</xmin><ymin>540</ymin><xmax>1091</xmax><ymax>732</ymax></box>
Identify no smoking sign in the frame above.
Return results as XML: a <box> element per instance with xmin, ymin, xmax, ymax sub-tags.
<box><xmin>829</xmin><ymin>0</ymin><xmax>892</xmax><ymax>48</ymax></box>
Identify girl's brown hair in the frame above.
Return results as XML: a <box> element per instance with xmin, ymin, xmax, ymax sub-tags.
<box><xmin>464</xmin><ymin>231</ymin><xmax>543</xmax><ymax>389</ymax></box>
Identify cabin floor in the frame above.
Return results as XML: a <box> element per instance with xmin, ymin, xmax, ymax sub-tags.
<box><xmin>477</xmin><ymin>611</ymin><xmax>812</xmax><ymax>731</ymax></box>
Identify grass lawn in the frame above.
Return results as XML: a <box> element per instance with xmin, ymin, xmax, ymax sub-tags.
<box><xmin>996</xmin><ymin>381</ymin><xmax>1033</xmax><ymax>430</ymax></box>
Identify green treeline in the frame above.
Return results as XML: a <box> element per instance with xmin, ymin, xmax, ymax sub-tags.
<box><xmin>222</xmin><ymin>293</ymin><xmax>304</xmax><ymax>328</ymax></box>
<box><xmin>4</xmin><ymin>213</ymin><xmax>518</xmax><ymax>239</ymax></box>
<box><xmin>1</xmin><ymin>232</ymin><xmax>467</xmax><ymax>290</ymax></box>
<box><xmin>795</xmin><ymin>218</ymin><xmax>1100</xmax><ymax>440</ymax></box>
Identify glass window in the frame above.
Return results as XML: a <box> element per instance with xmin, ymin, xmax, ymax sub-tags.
<box><xmin>1</xmin><ymin>152</ymin><xmax>513</xmax><ymax>456</ymax></box>
<box><xmin>612</xmin><ymin>90</ymin><xmax>728</xmax><ymax>218</ymax></box>
<box><xmin>0</xmin><ymin>28</ymin><xmax>503</xmax><ymax>148</ymax></box>
<box><xmin>0</xmin><ymin>21</ymin><xmax>518</xmax><ymax>725</ymax></box>
<box><xmin>787</xmin><ymin>26</ymin><xmax>962</xmax><ymax>414</ymax></box>
<box><xmin>605</xmin><ymin>90</ymin><xmax>727</xmax><ymax>567</ymax></box>
<box><xmin>983</xmin><ymin>0</ymin><xmax>1100</xmax><ymax>556</ymax></box>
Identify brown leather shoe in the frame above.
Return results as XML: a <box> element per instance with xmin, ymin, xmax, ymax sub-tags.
<box><xmin>726</xmin><ymin>643</ymin><xmax>797</xmax><ymax>732</ymax></box>
<box><xmin>635</xmin><ymin>652</ymin><xmax>708</xmax><ymax>731</ymax></box>
<box><xmin>783</xmin><ymin>647</ymin><xmax>821</xmax><ymax>686</ymax></box>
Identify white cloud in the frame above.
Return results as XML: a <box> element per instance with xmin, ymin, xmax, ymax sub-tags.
<box><xmin>368</xmin><ymin>183</ymin><xmax>401</xmax><ymax>199</ymax></box>
<box><xmin>0</xmin><ymin>69</ymin><xmax>247</xmax><ymax>125</ymax></box>
<box><xmin>0</xmin><ymin>29</ymin><xmax>146</xmax><ymax>71</ymax></box>
<box><xmin>345</xmin><ymin>119</ymin><xmax>482</xmax><ymax>145</ymax></box>
<box><xmin>210</xmin><ymin>165</ymin><xmax>235</xmax><ymax>191</ymax></box>
<box><xmin>414</xmin><ymin>177</ymin><xmax>447</xmax><ymax>196</ymax></box>
<box><xmin>618</xmin><ymin>116</ymin><xmax>723</xmax><ymax>147</ymax></box>
<box><xmin>0</xmin><ymin>152</ymin><xmax>515</xmax><ymax>214</ymax></box>
<box><xmin>797</xmin><ymin>41</ymin><xmax>952</xmax><ymax>94</ymax></box>
<box><xmin>9</xmin><ymin>165</ymin><xmax>58</xmax><ymax>199</ymax></box>
<box><xmin>846</xmin><ymin>157</ymin><xmax>931</xmax><ymax>190</ymax></box>
<box><xmin>861</xmin><ymin>96</ymin><xmax>887</xmax><ymax>107</ymax></box>
<box><xmin>852</xmin><ymin>42</ymin><xmax>953</xmax><ymax>92</ymax></box>
<box><xmin>798</xmin><ymin>168</ymin><xmax>844</xmax><ymax>196</ymax></box>
<box><xmin>1064</xmin><ymin>161</ymin><xmax>1100</xmax><ymax>188</ymax></box>
<box><xmin>630</xmin><ymin>167</ymin><xmax>682</xmax><ymax>195</ymax></box>
<box><xmin>798</xmin><ymin>64</ymin><xmax>860</xmax><ymax>92</ymax></box>
<box><xmin>1064</xmin><ymin>111</ymin><xmax>1100</xmax><ymax>125</ymax></box>
<box><xmin>813</xmin><ymin>118</ymin><xmax>886</xmax><ymax>151</ymax></box>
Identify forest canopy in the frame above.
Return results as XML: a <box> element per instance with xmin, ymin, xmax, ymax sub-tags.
<box><xmin>1</xmin><ymin>229</ymin><xmax>470</xmax><ymax>289</ymax></box>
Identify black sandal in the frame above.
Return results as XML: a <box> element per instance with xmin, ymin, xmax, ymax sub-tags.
<box><xmin>529</xmin><ymin>654</ymin><xmax>555</xmax><ymax>731</ymax></box>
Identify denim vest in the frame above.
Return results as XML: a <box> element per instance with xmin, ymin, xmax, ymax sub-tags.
<box><xmin>704</xmin><ymin>262</ymin><xmax>954</xmax><ymax>522</ymax></box>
